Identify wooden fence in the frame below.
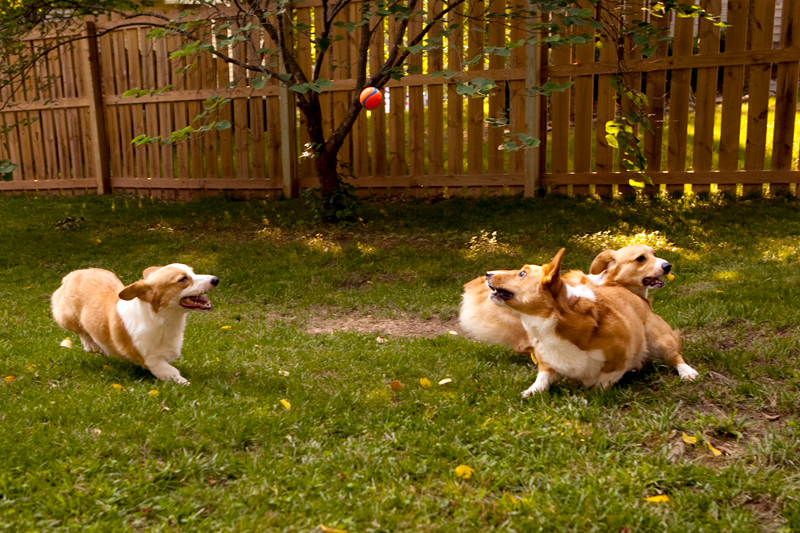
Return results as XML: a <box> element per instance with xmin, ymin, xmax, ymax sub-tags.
<box><xmin>1</xmin><ymin>0</ymin><xmax>799</xmax><ymax>199</ymax></box>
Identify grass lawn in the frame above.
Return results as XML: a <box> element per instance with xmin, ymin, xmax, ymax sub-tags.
<box><xmin>1</xmin><ymin>193</ymin><xmax>800</xmax><ymax>532</ymax></box>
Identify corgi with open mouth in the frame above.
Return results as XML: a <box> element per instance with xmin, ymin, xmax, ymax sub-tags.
<box><xmin>52</xmin><ymin>264</ymin><xmax>218</xmax><ymax>384</ymax></box>
<box><xmin>483</xmin><ymin>249</ymin><xmax>697</xmax><ymax>397</ymax></box>
<box><xmin>460</xmin><ymin>244</ymin><xmax>674</xmax><ymax>355</ymax></box>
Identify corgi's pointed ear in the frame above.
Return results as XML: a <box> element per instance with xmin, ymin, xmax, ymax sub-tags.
<box><xmin>590</xmin><ymin>250</ymin><xmax>616</xmax><ymax>275</ymax></box>
<box><xmin>540</xmin><ymin>248</ymin><xmax>565</xmax><ymax>294</ymax></box>
<box><xmin>143</xmin><ymin>267</ymin><xmax>162</xmax><ymax>279</ymax></box>
<box><xmin>119</xmin><ymin>280</ymin><xmax>152</xmax><ymax>302</ymax></box>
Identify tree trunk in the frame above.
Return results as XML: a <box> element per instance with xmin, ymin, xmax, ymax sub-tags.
<box><xmin>315</xmin><ymin>146</ymin><xmax>340</xmax><ymax>197</ymax></box>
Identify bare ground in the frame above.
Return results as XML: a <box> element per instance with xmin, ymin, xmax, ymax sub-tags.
<box><xmin>306</xmin><ymin>313</ymin><xmax>464</xmax><ymax>338</ymax></box>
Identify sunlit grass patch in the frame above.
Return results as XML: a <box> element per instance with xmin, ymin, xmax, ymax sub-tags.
<box><xmin>570</xmin><ymin>229</ymin><xmax>680</xmax><ymax>252</ymax></box>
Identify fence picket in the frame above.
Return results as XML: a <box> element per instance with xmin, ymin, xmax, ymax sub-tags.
<box><xmin>743</xmin><ymin>0</ymin><xmax>776</xmax><ymax>197</ymax></box>
<box><xmin>771</xmin><ymin>0</ymin><xmax>800</xmax><ymax>196</ymax></box>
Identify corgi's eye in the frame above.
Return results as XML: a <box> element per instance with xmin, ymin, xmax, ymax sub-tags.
<box><xmin>179</xmin><ymin>276</ymin><xmax>189</xmax><ymax>282</ymax></box>
<box><xmin>636</xmin><ymin>255</ymin><xmax>645</xmax><ymax>263</ymax></box>
<box><xmin>518</xmin><ymin>271</ymin><xmax>526</xmax><ymax>278</ymax></box>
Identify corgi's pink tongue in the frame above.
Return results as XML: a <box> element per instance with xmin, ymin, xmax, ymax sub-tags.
<box><xmin>180</xmin><ymin>295</ymin><xmax>213</xmax><ymax>311</ymax></box>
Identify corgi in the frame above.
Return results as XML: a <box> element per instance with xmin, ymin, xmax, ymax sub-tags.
<box><xmin>51</xmin><ymin>264</ymin><xmax>218</xmax><ymax>384</ymax></box>
<box><xmin>459</xmin><ymin>244</ymin><xmax>672</xmax><ymax>354</ymax></box>
<box><xmin>484</xmin><ymin>249</ymin><xmax>698</xmax><ymax>397</ymax></box>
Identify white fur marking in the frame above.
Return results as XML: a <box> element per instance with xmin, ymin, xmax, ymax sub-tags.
<box><xmin>522</xmin><ymin>370</ymin><xmax>557</xmax><ymax>397</ymax></box>
<box><xmin>676</xmin><ymin>363</ymin><xmax>699</xmax><ymax>381</ymax></box>
<box><xmin>565</xmin><ymin>283</ymin><xmax>597</xmax><ymax>301</ymax></box>
<box><xmin>586</xmin><ymin>272</ymin><xmax>607</xmax><ymax>286</ymax></box>
<box><xmin>518</xmin><ymin>314</ymin><xmax>608</xmax><ymax>387</ymax></box>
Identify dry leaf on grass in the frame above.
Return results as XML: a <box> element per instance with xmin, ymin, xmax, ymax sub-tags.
<box><xmin>682</xmin><ymin>432</ymin><xmax>697</xmax><ymax>445</ymax></box>
<box><xmin>438</xmin><ymin>378</ymin><xmax>452</xmax><ymax>386</ymax></box>
<box><xmin>390</xmin><ymin>380</ymin><xmax>403</xmax><ymax>391</ymax></box>
<box><xmin>60</xmin><ymin>338</ymin><xmax>73</xmax><ymax>348</ymax></box>
<box><xmin>419</xmin><ymin>378</ymin><xmax>431</xmax><ymax>388</ymax></box>
<box><xmin>280</xmin><ymin>399</ymin><xmax>291</xmax><ymax>410</ymax></box>
<box><xmin>319</xmin><ymin>524</ymin><xmax>348</xmax><ymax>533</ymax></box>
<box><xmin>644</xmin><ymin>495</ymin><xmax>670</xmax><ymax>503</ymax></box>
<box><xmin>707</xmin><ymin>442</ymin><xmax>722</xmax><ymax>456</ymax></box>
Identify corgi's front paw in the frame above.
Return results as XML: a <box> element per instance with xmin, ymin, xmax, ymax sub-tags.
<box><xmin>676</xmin><ymin>363</ymin><xmax>699</xmax><ymax>381</ymax></box>
<box><xmin>148</xmin><ymin>362</ymin><xmax>190</xmax><ymax>385</ymax></box>
<box><xmin>521</xmin><ymin>371</ymin><xmax>553</xmax><ymax>397</ymax></box>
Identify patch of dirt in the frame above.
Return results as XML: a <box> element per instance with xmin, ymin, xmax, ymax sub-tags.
<box><xmin>306</xmin><ymin>313</ymin><xmax>463</xmax><ymax>338</ymax></box>
<box><xmin>682</xmin><ymin>320</ymin><xmax>798</xmax><ymax>352</ymax></box>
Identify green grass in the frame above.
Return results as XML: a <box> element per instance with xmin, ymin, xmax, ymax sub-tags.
<box><xmin>2</xmin><ymin>194</ymin><xmax>800</xmax><ymax>532</ymax></box>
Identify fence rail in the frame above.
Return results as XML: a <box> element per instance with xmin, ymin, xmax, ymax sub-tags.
<box><xmin>1</xmin><ymin>0</ymin><xmax>799</xmax><ymax>199</ymax></box>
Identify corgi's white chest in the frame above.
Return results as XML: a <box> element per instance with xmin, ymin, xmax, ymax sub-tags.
<box><xmin>519</xmin><ymin>313</ymin><xmax>606</xmax><ymax>387</ymax></box>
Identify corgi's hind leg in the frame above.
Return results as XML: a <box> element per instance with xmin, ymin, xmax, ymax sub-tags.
<box><xmin>653</xmin><ymin>328</ymin><xmax>698</xmax><ymax>381</ymax></box>
<box><xmin>78</xmin><ymin>333</ymin><xmax>105</xmax><ymax>355</ymax></box>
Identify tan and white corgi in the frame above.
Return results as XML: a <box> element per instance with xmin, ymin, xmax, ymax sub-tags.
<box><xmin>51</xmin><ymin>264</ymin><xmax>218</xmax><ymax>384</ymax></box>
<box><xmin>459</xmin><ymin>244</ymin><xmax>673</xmax><ymax>354</ymax></box>
<box><xmin>483</xmin><ymin>249</ymin><xmax>697</xmax><ymax>397</ymax></box>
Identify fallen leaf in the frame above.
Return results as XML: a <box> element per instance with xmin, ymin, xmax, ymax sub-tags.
<box><xmin>60</xmin><ymin>338</ymin><xmax>73</xmax><ymax>348</ymax></box>
<box><xmin>390</xmin><ymin>380</ymin><xmax>403</xmax><ymax>391</ymax></box>
<box><xmin>148</xmin><ymin>390</ymin><xmax>159</xmax><ymax>396</ymax></box>
<box><xmin>111</xmin><ymin>383</ymin><xmax>123</xmax><ymax>389</ymax></box>
<box><xmin>455</xmin><ymin>464</ymin><xmax>474</xmax><ymax>479</ymax></box>
<box><xmin>707</xmin><ymin>442</ymin><xmax>722</xmax><ymax>456</ymax></box>
<box><xmin>682</xmin><ymin>432</ymin><xmax>697</xmax><ymax>445</ymax></box>
<box><xmin>448</xmin><ymin>330</ymin><xmax>458</xmax><ymax>336</ymax></box>
<box><xmin>102</xmin><ymin>365</ymin><xmax>111</xmax><ymax>370</ymax></box>
<box><xmin>376</xmin><ymin>336</ymin><xmax>386</xmax><ymax>344</ymax></box>
<box><xmin>438</xmin><ymin>378</ymin><xmax>453</xmax><ymax>386</ymax></box>
<box><xmin>667</xmin><ymin>441</ymin><xmax>684</xmax><ymax>463</ymax></box>
<box><xmin>319</xmin><ymin>524</ymin><xmax>348</xmax><ymax>533</ymax></box>
<box><xmin>96</xmin><ymin>239</ymin><xmax>102</xmax><ymax>244</ymax></box>
<box><xmin>92</xmin><ymin>428</ymin><xmax>101</xmax><ymax>435</ymax></box>
<box><xmin>419</xmin><ymin>378</ymin><xmax>431</xmax><ymax>388</ymax></box>
<box><xmin>530</xmin><ymin>352</ymin><xmax>538</xmax><ymax>364</ymax></box>
<box><xmin>4</xmin><ymin>376</ymin><xmax>14</xmax><ymax>383</ymax></box>
<box><xmin>220</xmin><ymin>325</ymin><xmax>231</xmax><ymax>330</ymax></box>
<box><xmin>279</xmin><ymin>370</ymin><xmax>290</xmax><ymax>376</ymax></box>
<box><xmin>707</xmin><ymin>371</ymin><xmax>732</xmax><ymax>383</ymax></box>
<box><xmin>160</xmin><ymin>399</ymin><xmax>170</xmax><ymax>411</ymax></box>
<box><xmin>254</xmin><ymin>344</ymin><xmax>262</xmax><ymax>348</ymax></box>
<box><xmin>667</xmin><ymin>273</ymin><xmax>675</xmax><ymax>281</ymax></box>
<box><xmin>644</xmin><ymin>495</ymin><xmax>670</xmax><ymax>503</ymax></box>
<box><xmin>716</xmin><ymin>290</ymin><xmax>724</xmax><ymax>294</ymax></box>
<box><xmin>208</xmin><ymin>476</ymin><xmax>216</xmax><ymax>485</ymax></box>
<box><xmin>280</xmin><ymin>399</ymin><xmax>291</xmax><ymax>410</ymax></box>
<box><xmin>764</xmin><ymin>414</ymin><xmax>781</xmax><ymax>421</ymax></box>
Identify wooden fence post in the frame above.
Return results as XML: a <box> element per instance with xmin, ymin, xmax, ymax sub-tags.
<box><xmin>523</xmin><ymin>1</ymin><xmax>541</xmax><ymax>197</ymax></box>
<box><xmin>279</xmin><ymin>12</ymin><xmax>298</xmax><ymax>199</ymax></box>
<box><xmin>82</xmin><ymin>20</ymin><xmax>111</xmax><ymax>194</ymax></box>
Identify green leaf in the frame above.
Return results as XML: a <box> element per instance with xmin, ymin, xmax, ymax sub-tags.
<box><xmin>605</xmin><ymin>134</ymin><xmax>619</xmax><ymax>149</ymax></box>
<box><xmin>629</xmin><ymin>179</ymin><xmax>645</xmax><ymax>190</ymax></box>
<box><xmin>215</xmin><ymin>120</ymin><xmax>231</xmax><ymax>130</ymax></box>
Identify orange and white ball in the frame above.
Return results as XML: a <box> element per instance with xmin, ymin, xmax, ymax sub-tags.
<box><xmin>359</xmin><ymin>87</ymin><xmax>383</xmax><ymax>110</ymax></box>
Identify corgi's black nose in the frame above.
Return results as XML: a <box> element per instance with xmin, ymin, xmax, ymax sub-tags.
<box><xmin>663</xmin><ymin>263</ymin><xmax>672</xmax><ymax>274</ymax></box>
<box><xmin>211</xmin><ymin>277</ymin><xmax>219</xmax><ymax>286</ymax></box>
